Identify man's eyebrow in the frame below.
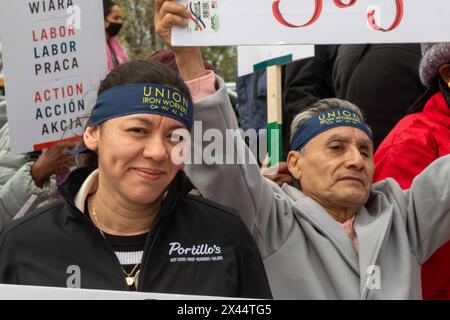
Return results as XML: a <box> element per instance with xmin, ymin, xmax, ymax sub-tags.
<box><xmin>358</xmin><ymin>140</ymin><xmax>372</xmax><ymax>147</ymax></box>
<box><xmin>356</xmin><ymin>137</ymin><xmax>373</xmax><ymax>148</ymax></box>
<box><xmin>325</xmin><ymin>134</ymin><xmax>351</xmax><ymax>143</ymax></box>
<box><xmin>326</xmin><ymin>134</ymin><xmax>372</xmax><ymax>147</ymax></box>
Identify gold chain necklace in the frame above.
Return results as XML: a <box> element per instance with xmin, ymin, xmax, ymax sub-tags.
<box><xmin>89</xmin><ymin>196</ymin><xmax>141</xmax><ymax>288</ymax></box>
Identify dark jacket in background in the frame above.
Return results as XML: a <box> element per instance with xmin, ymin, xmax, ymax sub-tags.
<box><xmin>236</xmin><ymin>69</ymin><xmax>268</xmax><ymax>132</ymax></box>
<box><xmin>332</xmin><ymin>44</ymin><xmax>425</xmax><ymax>149</ymax></box>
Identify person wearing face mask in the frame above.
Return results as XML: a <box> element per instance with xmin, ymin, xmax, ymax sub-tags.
<box><xmin>104</xmin><ymin>0</ymin><xmax>128</xmax><ymax>71</ymax></box>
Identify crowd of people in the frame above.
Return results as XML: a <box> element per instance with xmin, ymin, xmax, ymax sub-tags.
<box><xmin>0</xmin><ymin>0</ymin><xmax>448</xmax><ymax>300</ymax></box>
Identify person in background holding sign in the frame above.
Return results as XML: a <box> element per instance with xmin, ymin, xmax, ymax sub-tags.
<box><xmin>0</xmin><ymin>77</ymin><xmax>75</xmax><ymax>228</ymax></box>
<box><xmin>155</xmin><ymin>0</ymin><xmax>450</xmax><ymax>299</ymax></box>
<box><xmin>0</xmin><ymin>60</ymin><xmax>272</xmax><ymax>298</ymax></box>
<box><xmin>103</xmin><ymin>0</ymin><xmax>128</xmax><ymax>71</ymax></box>
<box><xmin>374</xmin><ymin>43</ymin><xmax>450</xmax><ymax>300</ymax></box>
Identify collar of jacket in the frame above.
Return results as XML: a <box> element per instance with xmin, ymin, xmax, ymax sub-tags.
<box><xmin>281</xmin><ymin>183</ymin><xmax>394</xmax><ymax>288</ymax></box>
<box><xmin>423</xmin><ymin>92</ymin><xmax>450</xmax><ymax>129</ymax></box>
<box><xmin>58</xmin><ymin>166</ymin><xmax>194</xmax><ymax>226</ymax></box>
<box><xmin>283</xmin><ymin>184</ymin><xmax>361</xmax><ymax>274</ymax></box>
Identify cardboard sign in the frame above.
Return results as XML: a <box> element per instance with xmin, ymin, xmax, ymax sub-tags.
<box><xmin>0</xmin><ymin>0</ymin><xmax>107</xmax><ymax>154</ymax></box>
<box><xmin>0</xmin><ymin>284</ymin><xmax>243</xmax><ymax>300</ymax></box>
<box><xmin>172</xmin><ymin>0</ymin><xmax>450</xmax><ymax>46</ymax></box>
<box><xmin>237</xmin><ymin>45</ymin><xmax>314</xmax><ymax>77</ymax></box>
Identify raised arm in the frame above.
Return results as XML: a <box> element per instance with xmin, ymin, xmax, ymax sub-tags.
<box><xmin>154</xmin><ymin>0</ymin><xmax>295</xmax><ymax>257</ymax></box>
<box><xmin>385</xmin><ymin>155</ymin><xmax>450</xmax><ymax>263</ymax></box>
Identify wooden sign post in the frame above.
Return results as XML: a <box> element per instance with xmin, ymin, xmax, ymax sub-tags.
<box><xmin>267</xmin><ymin>65</ymin><xmax>283</xmax><ymax>166</ymax></box>
<box><xmin>237</xmin><ymin>45</ymin><xmax>314</xmax><ymax>167</ymax></box>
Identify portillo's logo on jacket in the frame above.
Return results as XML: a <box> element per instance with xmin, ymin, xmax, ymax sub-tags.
<box><xmin>168</xmin><ymin>242</ymin><xmax>224</xmax><ymax>263</ymax></box>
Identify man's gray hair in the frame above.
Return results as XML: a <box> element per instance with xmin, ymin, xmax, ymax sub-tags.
<box><xmin>290</xmin><ymin>98</ymin><xmax>371</xmax><ymax>146</ymax></box>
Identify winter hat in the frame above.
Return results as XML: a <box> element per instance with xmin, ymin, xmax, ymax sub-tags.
<box><xmin>419</xmin><ymin>43</ymin><xmax>450</xmax><ymax>88</ymax></box>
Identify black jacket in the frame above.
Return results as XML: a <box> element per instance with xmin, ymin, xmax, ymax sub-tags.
<box><xmin>0</xmin><ymin>167</ymin><xmax>272</xmax><ymax>299</ymax></box>
<box><xmin>333</xmin><ymin>44</ymin><xmax>424</xmax><ymax>148</ymax></box>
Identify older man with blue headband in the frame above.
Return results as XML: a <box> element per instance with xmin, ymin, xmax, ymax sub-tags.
<box><xmin>155</xmin><ymin>0</ymin><xmax>450</xmax><ymax>300</ymax></box>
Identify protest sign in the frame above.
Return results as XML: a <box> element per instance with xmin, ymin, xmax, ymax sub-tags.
<box><xmin>0</xmin><ymin>284</ymin><xmax>242</xmax><ymax>300</ymax></box>
<box><xmin>0</xmin><ymin>0</ymin><xmax>107</xmax><ymax>154</ymax></box>
<box><xmin>172</xmin><ymin>0</ymin><xmax>450</xmax><ymax>46</ymax></box>
<box><xmin>237</xmin><ymin>45</ymin><xmax>314</xmax><ymax>165</ymax></box>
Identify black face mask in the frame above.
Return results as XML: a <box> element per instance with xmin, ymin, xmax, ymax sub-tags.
<box><xmin>106</xmin><ymin>22</ymin><xmax>123</xmax><ymax>37</ymax></box>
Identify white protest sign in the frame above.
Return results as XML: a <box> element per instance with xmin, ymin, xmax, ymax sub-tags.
<box><xmin>173</xmin><ymin>0</ymin><xmax>450</xmax><ymax>46</ymax></box>
<box><xmin>0</xmin><ymin>284</ymin><xmax>245</xmax><ymax>300</ymax></box>
<box><xmin>0</xmin><ymin>0</ymin><xmax>108</xmax><ymax>154</ymax></box>
<box><xmin>238</xmin><ymin>45</ymin><xmax>314</xmax><ymax>77</ymax></box>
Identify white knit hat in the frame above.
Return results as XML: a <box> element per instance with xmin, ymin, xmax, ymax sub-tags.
<box><xmin>419</xmin><ymin>43</ymin><xmax>450</xmax><ymax>87</ymax></box>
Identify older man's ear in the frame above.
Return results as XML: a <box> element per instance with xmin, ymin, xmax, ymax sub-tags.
<box><xmin>287</xmin><ymin>151</ymin><xmax>303</xmax><ymax>180</ymax></box>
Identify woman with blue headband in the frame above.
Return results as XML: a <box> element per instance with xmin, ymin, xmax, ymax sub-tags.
<box><xmin>0</xmin><ymin>60</ymin><xmax>272</xmax><ymax>298</ymax></box>
<box><xmin>154</xmin><ymin>0</ymin><xmax>450</xmax><ymax>299</ymax></box>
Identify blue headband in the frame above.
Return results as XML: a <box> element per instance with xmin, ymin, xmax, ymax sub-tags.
<box><xmin>88</xmin><ymin>83</ymin><xmax>193</xmax><ymax>131</ymax></box>
<box><xmin>290</xmin><ymin>108</ymin><xmax>373</xmax><ymax>151</ymax></box>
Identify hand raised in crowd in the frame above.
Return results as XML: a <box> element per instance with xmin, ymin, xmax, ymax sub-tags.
<box><xmin>262</xmin><ymin>161</ymin><xmax>294</xmax><ymax>187</ymax></box>
<box><xmin>154</xmin><ymin>0</ymin><xmax>206</xmax><ymax>81</ymax></box>
<box><xmin>31</xmin><ymin>142</ymin><xmax>76</xmax><ymax>188</ymax></box>
<box><xmin>154</xmin><ymin>0</ymin><xmax>190</xmax><ymax>51</ymax></box>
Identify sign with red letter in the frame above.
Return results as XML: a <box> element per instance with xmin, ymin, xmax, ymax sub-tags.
<box><xmin>173</xmin><ymin>0</ymin><xmax>450</xmax><ymax>46</ymax></box>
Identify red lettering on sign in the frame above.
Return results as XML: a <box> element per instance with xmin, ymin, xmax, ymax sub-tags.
<box><xmin>368</xmin><ymin>0</ymin><xmax>404</xmax><ymax>32</ymax></box>
<box><xmin>272</xmin><ymin>0</ymin><xmax>322</xmax><ymax>28</ymax></box>
<box><xmin>333</xmin><ymin>0</ymin><xmax>357</xmax><ymax>8</ymax></box>
<box><xmin>272</xmin><ymin>0</ymin><xmax>404</xmax><ymax>32</ymax></box>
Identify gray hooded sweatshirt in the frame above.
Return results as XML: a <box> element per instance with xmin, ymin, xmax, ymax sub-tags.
<box><xmin>185</xmin><ymin>76</ymin><xmax>450</xmax><ymax>300</ymax></box>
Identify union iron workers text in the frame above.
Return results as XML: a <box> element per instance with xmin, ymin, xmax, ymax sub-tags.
<box><xmin>272</xmin><ymin>0</ymin><xmax>404</xmax><ymax>32</ymax></box>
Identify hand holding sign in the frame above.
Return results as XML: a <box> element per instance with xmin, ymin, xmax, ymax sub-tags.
<box><xmin>31</xmin><ymin>142</ymin><xmax>76</xmax><ymax>188</ymax></box>
<box><xmin>155</xmin><ymin>0</ymin><xmax>190</xmax><ymax>51</ymax></box>
<box><xmin>262</xmin><ymin>162</ymin><xmax>294</xmax><ymax>187</ymax></box>
<box><xmin>155</xmin><ymin>0</ymin><xmax>207</xmax><ymax>81</ymax></box>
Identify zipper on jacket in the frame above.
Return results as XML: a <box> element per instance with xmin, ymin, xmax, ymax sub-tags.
<box><xmin>61</xmin><ymin>169</ymin><xmax>188</xmax><ymax>292</ymax></box>
<box><xmin>136</xmin><ymin>192</ymin><xmax>180</xmax><ymax>291</ymax></box>
<box><xmin>136</xmin><ymin>227</ymin><xmax>161</xmax><ymax>291</ymax></box>
<box><xmin>76</xmin><ymin>202</ymin><xmax>164</xmax><ymax>292</ymax></box>
<box><xmin>77</xmin><ymin>211</ymin><xmax>130</xmax><ymax>290</ymax></box>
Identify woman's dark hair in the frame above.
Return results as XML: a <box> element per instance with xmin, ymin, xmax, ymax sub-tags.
<box><xmin>408</xmin><ymin>76</ymin><xmax>450</xmax><ymax>114</ymax></box>
<box><xmin>78</xmin><ymin>60</ymin><xmax>193</xmax><ymax>168</ymax></box>
<box><xmin>103</xmin><ymin>0</ymin><xmax>118</xmax><ymax>19</ymax></box>
<box><xmin>97</xmin><ymin>60</ymin><xmax>192</xmax><ymax>97</ymax></box>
